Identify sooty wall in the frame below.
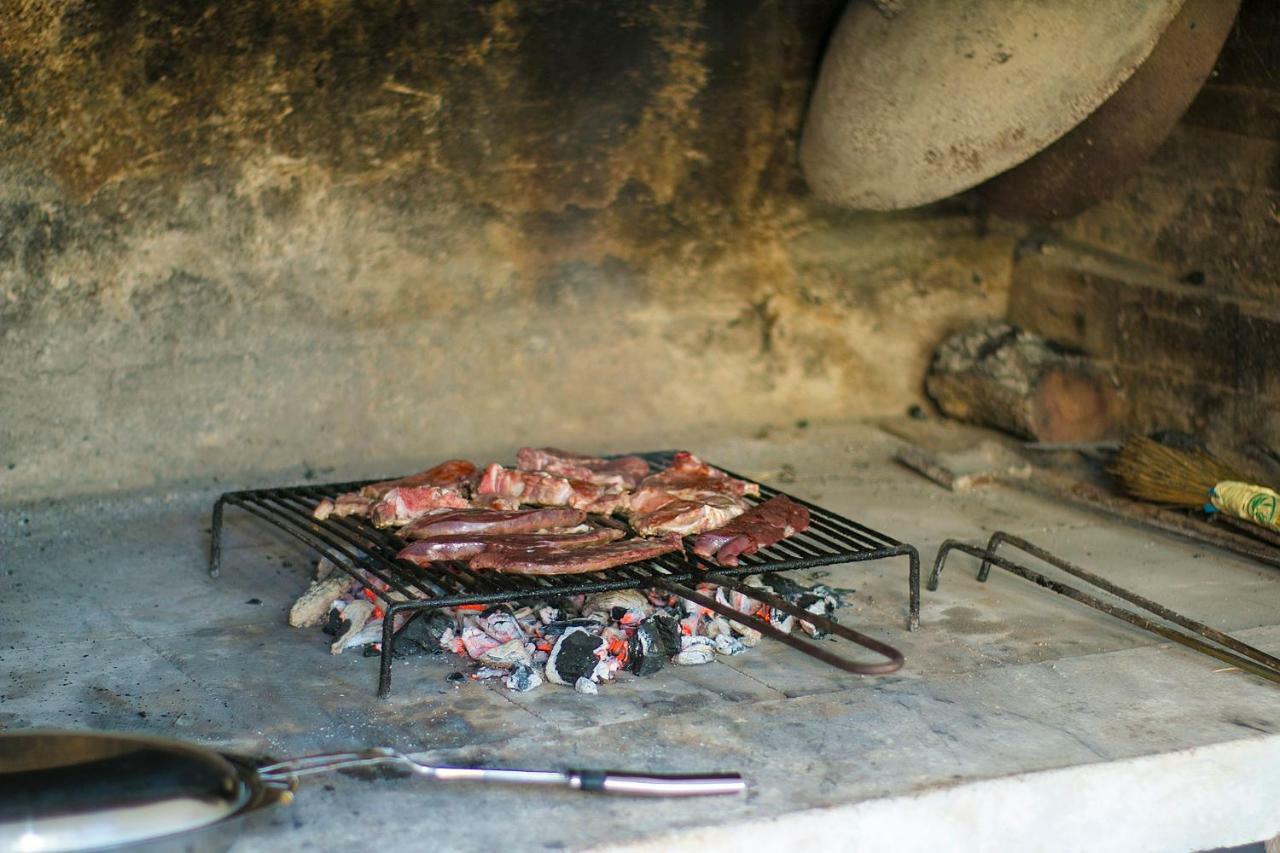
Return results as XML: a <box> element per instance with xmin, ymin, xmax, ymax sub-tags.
<box><xmin>0</xmin><ymin>1</ymin><xmax>1011</xmax><ymax>504</ymax></box>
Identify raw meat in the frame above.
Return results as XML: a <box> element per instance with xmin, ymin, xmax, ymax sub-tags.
<box><xmin>476</xmin><ymin>463</ymin><xmax>627</xmax><ymax>514</ymax></box>
<box><xmin>627</xmin><ymin>451</ymin><xmax>759</xmax><ymax>516</ymax></box>
<box><xmin>692</xmin><ymin>495</ymin><xmax>810</xmax><ymax>566</ymax></box>
<box><xmin>359</xmin><ymin>460</ymin><xmax>477</xmax><ymax>498</ymax></box>
<box><xmin>469</xmin><ymin>534</ymin><xmax>684</xmax><ymax>576</ymax></box>
<box><xmin>397</xmin><ymin>507</ymin><xmax>587</xmax><ymax>539</ymax></box>
<box><xmin>516</xmin><ymin>447</ymin><xmax>650</xmax><ymax>489</ymax></box>
<box><xmin>397</xmin><ymin>527</ymin><xmax>624</xmax><ymax>565</ymax></box>
<box><xmin>311</xmin><ymin>492</ymin><xmax>376</xmax><ymax>520</ymax></box>
<box><xmin>630</xmin><ymin>493</ymin><xmax>747</xmax><ymax>537</ymax></box>
<box><xmin>369</xmin><ymin>486</ymin><xmax>471</xmax><ymax>528</ymax></box>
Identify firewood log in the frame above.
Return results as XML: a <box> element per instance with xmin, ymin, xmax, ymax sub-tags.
<box><xmin>925</xmin><ymin>322</ymin><xmax>1122</xmax><ymax>442</ymax></box>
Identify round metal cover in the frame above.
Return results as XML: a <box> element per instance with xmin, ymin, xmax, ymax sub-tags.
<box><xmin>800</xmin><ymin>0</ymin><xmax>1185</xmax><ymax>210</ymax></box>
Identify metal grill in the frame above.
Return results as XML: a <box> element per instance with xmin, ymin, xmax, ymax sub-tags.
<box><xmin>210</xmin><ymin>451</ymin><xmax>920</xmax><ymax>695</ymax></box>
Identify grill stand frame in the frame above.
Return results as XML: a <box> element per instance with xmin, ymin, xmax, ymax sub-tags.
<box><xmin>209</xmin><ymin>452</ymin><xmax>920</xmax><ymax>697</ymax></box>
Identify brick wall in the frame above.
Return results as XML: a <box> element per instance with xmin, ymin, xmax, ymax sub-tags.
<box><xmin>1007</xmin><ymin>0</ymin><xmax>1280</xmax><ymax>454</ymax></box>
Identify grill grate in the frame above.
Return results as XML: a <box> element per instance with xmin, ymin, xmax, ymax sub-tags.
<box><xmin>211</xmin><ymin>450</ymin><xmax>920</xmax><ymax>695</ymax></box>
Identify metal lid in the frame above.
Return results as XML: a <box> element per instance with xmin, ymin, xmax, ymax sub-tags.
<box><xmin>0</xmin><ymin>731</ymin><xmax>249</xmax><ymax>853</ymax></box>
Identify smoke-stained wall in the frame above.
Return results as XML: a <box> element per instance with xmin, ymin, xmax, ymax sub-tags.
<box><xmin>0</xmin><ymin>1</ymin><xmax>1010</xmax><ymax>502</ymax></box>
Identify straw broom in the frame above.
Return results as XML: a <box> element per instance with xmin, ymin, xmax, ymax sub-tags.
<box><xmin>1109</xmin><ymin>435</ymin><xmax>1280</xmax><ymax>532</ymax></box>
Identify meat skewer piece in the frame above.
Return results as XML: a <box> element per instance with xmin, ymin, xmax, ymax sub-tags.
<box><xmin>359</xmin><ymin>460</ymin><xmax>477</xmax><ymax>498</ymax></box>
<box><xmin>692</xmin><ymin>495</ymin><xmax>811</xmax><ymax>566</ymax></box>
<box><xmin>469</xmin><ymin>534</ymin><xmax>684</xmax><ymax>576</ymax></box>
<box><xmin>397</xmin><ymin>507</ymin><xmax>588</xmax><ymax>539</ymax></box>
<box><xmin>397</xmin><ymin>527</ymin><xmax>624</xmax><ymax>565</ymax></box>
<box><xmin>630</xmin><ymin>493</ymin><xmax>747</xmax><ymax>537</ymax></box>
<box><xmin>516</xmin><ymin>447</ymin><xmax>651</xmax><ymax>489</ymax></box>
<box><xmin>476</xmin><ymin>464</ymin><xmax>626</xmax><ymax>514</ymax></box>
<box><xmin>369</xmin><ymin>486</ymin><xmax>471</xmax><ymax>528</ymax></box>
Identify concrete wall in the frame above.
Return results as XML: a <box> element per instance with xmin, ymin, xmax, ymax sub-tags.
<box><xmin>0</xmin><ymin>1</ymin><xmax>1012</xmax><ymax>504</ymax></box>
<box><xmin>1005</xmin><ymin>0</ymin><xmax>1280</xmax><ymax>457</ymax></box>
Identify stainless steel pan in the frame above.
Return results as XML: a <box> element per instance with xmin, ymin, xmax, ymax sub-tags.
<box><xmin>0</xmin><ymin>731</ymin><xmax>745</xmax><ymax>853</ymax></box>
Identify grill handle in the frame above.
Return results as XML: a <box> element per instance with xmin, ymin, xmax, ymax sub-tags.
<box><xmin>256</xmin><ymin>749</ymin><xmax>745</xmax><ymax>797</ymax></box>
<box><xmin>656</xmin><ymin>573</ymin><xmax>904</xmax><ymax>676</ymax></box>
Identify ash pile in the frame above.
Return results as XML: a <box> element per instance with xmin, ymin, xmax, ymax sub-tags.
<box><xmin>291</xmin><ymin>558</ymin><xmax>844</xmax><ymax>695</ymax></box>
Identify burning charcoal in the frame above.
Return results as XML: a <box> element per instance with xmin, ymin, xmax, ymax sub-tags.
<box><xmin>321</xmin><ymin>607</ymin><xmax>347</xmax><ymax>637</ymax></box>
<box><xmin>505</xmin><ymin>664</ymin><xmax>543</xmax><ymax>693</ymax></box>
<box><xmin>330</xmin><ymin>600</ymin><xmax>375</xmax><ymax>655</ymax></box>
<box><xmin>733</xmin><ymin>624</ymin><xmax>762</xmax><ymax>648</ymax></box>
<box><xmin>334</xmin><ymin>620</ymin><xmax>384</xmax><ymax>654</ymax></box>
<box><xmin>704</xmin><ymin>615</ymin><xmax>735</xmax><ymax>639</ymax></box>
<box><xmin>713</xmin><ymin>634</ymin><xmax>745</xmax><ymax>656</ymax></box>
<box><xmin>460</xmin><ymin>624</ymin><xmax>502</xmax><ymax>659</ymax></box>
<box><xmin>674</xmin><ymin>635</ymin><xmax>715</xmax><ymax>666</ymax></box>
<box><xmin>628</xmin><ymin>620</ymin><xmax>666</xmax><ymax>676</ymax></box>
<box><xmin>574</xmin><ymin>677</ymin><xmax>598</xmax><ymax>695</ymax></box>
<box><xmin>542</xmin><ymin>618</ymin><xmax>602</xmax><ymax>639</ymax></box>
<box><xmin>582</xmin><ymin>590</ymin><xmax>651</xmax><ymax>621</ymax></box>
<box><xmin>289</xmin><ymin>574</ymin><xmax>351</xmax><ymax>628</ymax></box>
<box><xmin>393</xmin><ymin>611</ymin><xmax>454</xmax><ymax>658</ymax></box>
<box><xmin>769</xmin><ymin>609</ymin><xmax>796</xmax><ymax>635</ymax></box>
<box><xmin>472</xmin><ymin>667</ymin><xmax>508</xmax><ymax>680</ymax></box>
<box><xmin>537</xmin><ymin>605</ymin><xmax>565</xmax><ymax>625</ymax></box>
<box><xmin>796</xmin><ymin>593</ymin><xmax>837</xmax><ymax>638</ymax></box>
<box><xmin>545</xmin><ymin>628</ymin><xmax>607</xmax><ymax>686</ymax></box>
<box><xmin>480</xmin><ymin>639</ymin><xmax>533</xmax><ymax>669</ymax></box>
<box><xmin>478</xmin><ymin>608</ymin><xmax>526</xmax><ymax>644</ymax></box>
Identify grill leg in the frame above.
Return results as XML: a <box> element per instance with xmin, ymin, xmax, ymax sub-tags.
<box><xmin>209</xmin><ymin>496</ymin><xmax>227</xmax><ymax>579</ymax></box>
<box><xmin>378</xmin><ymin>604</ymin><xmax>402</xmax><ymax>698</ymax></box>
<box><xmin>901</xmin><ymin>545</ymin><xmax>921</xmax><ymax>631</ymax></box>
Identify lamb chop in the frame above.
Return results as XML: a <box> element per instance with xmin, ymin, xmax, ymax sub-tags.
<box><xmin>468</xmin><ymin>534</ymin><xmax>684</xmax><ymax>576</ymax></box>
<box><xmin>397</xmin><ymin>526</ymin><xmax>624</xmax><ymax>565</ymax></box>
<box><xmin>312</xmin><ymin>459</ymin><xmax>476</xmax><ymax>521</ymax></box>
<box><xmin>397</xmin><ymin>507</ymin><xmax>587</xmax><ymax>539</ymax></box>
<box><xmin>691</xmin><ymin>495</ymin><xmax>810</xmax><ymax>566</ymax></box>
<box><xmin>630</xmin><ymin>493</ymin><xmax>747</xmax><ymax>537</ymax></box>
<box><xmin>625</xmin><ymin>452</ymin><xmax>757</xmax><ymax>535</ymax></box>
<box><xmin>516</xmin><ymin>447</ymin><xmax>650</xmax><ymax>489</ymax></box>
<box><xmin>476</xmin><ymin>464</ymin><xmax>627</xmax><ymax>515</ymax></box>
<box><xmin>369</xmin><ymin>486</ymin><xmax>472</xmax><ymax>528</ymax></box>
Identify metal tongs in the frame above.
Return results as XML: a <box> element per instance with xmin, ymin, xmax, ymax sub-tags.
<box><xmin>256</xmin><ymin>748</ymin><xmax>745</xmax><ymax>797</ymax></box>
<box><xmin>656</xmin><ymin>572</ymin><xmax>905</xmax><ymax>676</ymax></box>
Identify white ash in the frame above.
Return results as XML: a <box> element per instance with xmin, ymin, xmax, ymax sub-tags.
<box><xmin>479</xmin><ymin>638</ymin><xmax>533</xmax><ymax>669</ymax></box>
<box><xmin>674</xmin><ymin>635</ymin><xmax>716</xmax><ymax>666</ymax></box>
<box><xmin>574</xmin><ymin>677</ymin><xmax>599</xmax><ymax>695</ymax></box>
<box><xmin>289</xmin><ymin>574</ymin><xmax>350</xmax><ymax>627</ymax></box>
<box><xmin>505</xmin><ymin>664</ymin><xmax>543</xmax><ymax>693</ymax></box>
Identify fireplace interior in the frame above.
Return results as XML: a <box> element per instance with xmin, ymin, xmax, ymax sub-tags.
<box><xmin>3</xmin><ymin>1</ymin><xmax>1280</xmax><ymax>851</ymax></box>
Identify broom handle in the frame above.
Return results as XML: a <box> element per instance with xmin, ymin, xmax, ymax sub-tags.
<box><xmin>1211</xmin><ymin>482</ymin><xmax>1280</xmax><ymax>532</ymax></box>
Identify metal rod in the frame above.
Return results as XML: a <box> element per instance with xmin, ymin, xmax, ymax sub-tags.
<box><xmin>977</xmin><ymin>532</ymin><xmax>1280</xmax><ymax>674</ymax></box>
<box><xmin>656</xmin><ymin>576</ymin><xmax>904</xmax><ymax>676</ymax></box>
<box><xmin>209</xmin><ymin>496</ymin><xmax>226</xmax><ymax>578</ymax></box>
<box><xmin>929</xmin><ymin>536</ymin><xmax>1280</xmax><ymax>685</ymax></box>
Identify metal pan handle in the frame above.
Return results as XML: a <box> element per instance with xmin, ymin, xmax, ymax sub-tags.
<box><xmin>656</xmin><ymin>574</ymin><xmax>904</xmax><ymax>675</ymax></box>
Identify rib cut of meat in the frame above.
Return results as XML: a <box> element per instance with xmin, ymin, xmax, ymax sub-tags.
<box><xmin>312</xmin><ymin>493</ymin><xmax>375</xmax><ymax>521</ymax></box>
<box><xmin>628</xmin><ymin>451</ymin><xmax>759</xmax><ymax>515</ymax></box>
<box><xmin>314</xmin><ymin>460</ymin><xmax>475</xmax><ymax>521</ymax></box>
<box><xmin>397</xmin><ymin>527</ymin><xmax>624</xmax><ymax>565</ymax></box>
<box><xmin>369</xmin><ymin>486</ymin><xmax>472</xmax><ymax>528</ymax></box>
<box><xmin>397</xmin><ymin>507</ymin><xmax>587</xmax><ymax>539</ymax></box>
<box><xmin>630</xmin><ymin>493</ymin><xmax>747</xmax><ymax>537</ymax></box>
<box><xmin>516</xmin><ymin>447</ymin><xmax>650</xmax><ymax>489</ymax></box>
<box><xmin>692</xmin><ymin>495</ymin><xmax>810</xmax><ymax>566</ymax></box>
<box><xmin>476</xmin><ymin>464</ymin><xmax>626</xmax><ymax>514</ymax></box>
<box><xmin>469</xmin><ymin>534</ymin><xmax>684</xmax><ymax>576</ymax></box>
<box><xmin>359</xmin><ymin>460</ymin><xmax>477</xmax><ymax>498</ymax></box>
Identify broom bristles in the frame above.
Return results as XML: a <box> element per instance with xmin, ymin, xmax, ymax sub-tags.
<box><xmin>1109</xmin><ymin>435</ymin><xmax>1247</xmax><ymax>507</ymax></box>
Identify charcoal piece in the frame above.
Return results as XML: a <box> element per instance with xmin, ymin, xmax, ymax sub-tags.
<box><xmin>505</xmin><ymin>664</ymin><xmax>543</xmax><ymax>693</ymax></box>
<box><xmin>393</xmin><ymin>610</ymin><xmax>454</xmax><ymax>657</ymax></box>
<box><xmin>361</xmin><ymin>643</ymin><xmax>381</xmax><ymax>658</ymax></box>
<box><xmin>543</xmin><ymin>618</ymin><xmax>602</xmax><ymax>639</ymax></box>
<box><xmin>446</xmin><ymin>671</ymin><xmax>466</xmax><ymax>685</ymax></box>
<box><xmin>321</xmin><ymin>608</ymin><xmax>348</xmax><ymax>637</ymax></box>
<box><xmin>574</xmin><ymin>677</ymin><xmax>598</xmax><ymax>695</ymax></box>
<box><xmin>648</xmin><ymin>614</ymin><xmax>681</xmax><ymax>656</ymax></box>
<box><xmin>545</xmin><ymin>628</ymin><xmax>606</xmax><ymax>686</ymax></box>
<box><xmin>627</xmin><ymin>621</ymin><xmax>665</xmax><ymax>677</ymax></box>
